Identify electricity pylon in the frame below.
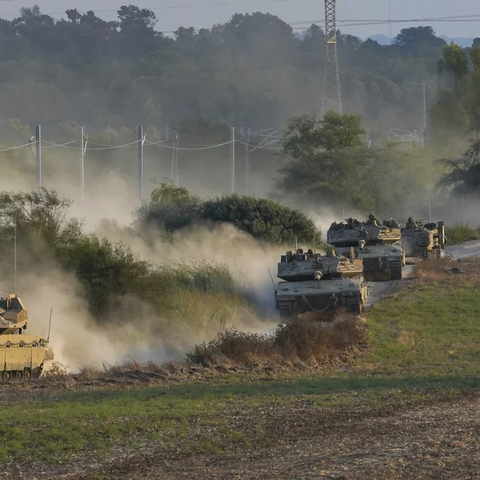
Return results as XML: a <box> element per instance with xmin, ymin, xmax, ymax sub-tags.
<box><xmin>321</xmin><ymin>0</ymin><xmax>343</xmax><ymax>116</ymax></box>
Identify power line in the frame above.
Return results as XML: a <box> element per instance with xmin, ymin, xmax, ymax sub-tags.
<box><xmin>0</xmin><ymin>142</ymin><xmax>32</xmax><ymax>152</ymax></box>
<box><xmin>41</xmin><ymin>139</ymin><xmax>141</xmax><ymax>151</ymax></box>
<box><xmin>0</xmin><ymin>0</ymin><xmax>298</xmax><ymax>18</ymax></box>
<box><xmin>146</xmin><ymin>139</ymin><xmax>233</xmax><ymax>151</ymax></box>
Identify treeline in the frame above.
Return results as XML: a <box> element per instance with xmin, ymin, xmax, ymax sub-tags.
<box><xmin>0</xmin><ymin>5</ymin><xmax>457</xmax><ymax>132</ymax></box>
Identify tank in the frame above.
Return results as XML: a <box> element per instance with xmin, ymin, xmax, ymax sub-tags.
<box><xmin>0</xmin><ymin>294</ymin><xmax>53</xmax><ymax>379</ymax></box>
<box><xmin>274</xmin><ymin>249</ymin><xmax>368</xmax><ymax>320</ymax></box>
<box><xmin>327</xmin><ymin>215</ymin><xmax>404</xmax><ymax>281</ymax></box>
<box><xmin>401</xmin><ymin>220</ymin><xmax>446</xmax><ymax>259</ymax></box>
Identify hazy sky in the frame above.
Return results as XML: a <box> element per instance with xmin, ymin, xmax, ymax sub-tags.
<box><xmin>0</xmin><ymin>0</ymin><xmax>479</xmax><ymax>39</ymax></box>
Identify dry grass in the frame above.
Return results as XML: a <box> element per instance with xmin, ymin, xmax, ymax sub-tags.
<box><xmin>186</xmin><ymin>312</ymin><xmax>367</xmax><ymax>367</ymax></box>
<box><xmin>275</xmin><ymin>313</ymin><xmax>366</xmax><ymax>363</ymax></box>
<box><xmin>413</xmin><ymin>256</ymin><xmax>456</xmax><ymax>282</ymax></box>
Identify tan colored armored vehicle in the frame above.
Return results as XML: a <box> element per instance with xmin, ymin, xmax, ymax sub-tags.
<box><xmin>401</xmin><ymin>219</ymin><xmax>446</xmax><ymax>259</ymax></box>
<box><xmin>327</xmin><ymin>215</ymin><xmax>404</xmax><ymax>281</ymax></box>
<box><xmin>275</xmin><ymin>248</ymin><xmax>368</xmax><ymax>320</ymax></box>
<box><xmin>0</xmin><ymin>294</ymin><xmax>53</xmax><ymax>379</ymax></box>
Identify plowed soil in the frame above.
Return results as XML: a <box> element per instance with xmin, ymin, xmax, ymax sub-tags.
<box><xmin>10</xmin><ymin>390</ymin><xmax>480</xmax><ymax>480</ymax></box>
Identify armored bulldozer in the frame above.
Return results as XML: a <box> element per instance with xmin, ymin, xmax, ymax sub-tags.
<box><xmin>274</xmin><ymin>248</ymin><xmax>368</xmax><ymax>320</ymax></box>
<box><xmin>0</xmin><ymin>294</ymin><xmax>53</xmax><ymax>379</ymax></box>
<box><xmin>327</xmin><ymin>215</ymin><xmax>404</xmax><ymax>281</ymax></box>
<box><xmin>401</xmin><ymin>220</ymin><xmax>446</xmax><ymax>259</ymax></box>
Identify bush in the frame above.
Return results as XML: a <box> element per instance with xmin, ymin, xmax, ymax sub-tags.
<box><xmin>445</xmin><ymin>223</ymin><xmax>480</xmax><ymax>244</ymax></box>
<box><xmin>138</xmin><ymin>182</ymin><xmax>323</xmax><ymax>246</ymax></box>
<box><xmin>186</xmin><ymin>313</ymin><xmax>366</xmax><ymax>367</ymax></box>
<box><xmin>201</xmin><ymin>194</ymin><xmax>322</xmax><ymax>246</ymax></box>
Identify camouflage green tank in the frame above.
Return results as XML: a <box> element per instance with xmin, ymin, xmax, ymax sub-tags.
<box><xmin>401</xmin><ymin>219</ymin><xmax>446</xmax><ymax>259</ymax></box>
<box><xmin>275</xmin><ymin>248</ymin><xmax>368</xmax><ymax>320</ymax></box>
<box><xmin>0</xmin><ymin>294</ymin><xmax>54</xmax><ymax>379</ymax></box>
<box><xmin>327</xmin><ymin>215</ymin><xmax>404</xmax><ymax>281</ymax></box>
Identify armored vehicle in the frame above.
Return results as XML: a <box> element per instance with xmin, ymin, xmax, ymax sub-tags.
<box><xmin>327</xmin><ymin>215</ymin><xmax>404</xmax><ymax>281</ymax></box>
<box><xmin>275</xmin><ymin>248</ymin><xmax>368</xmax><ymax>320</ymax></box>
<box><xmin>401</xmin><ymin>219</ymin><xmax>446</xmax><ymax>259</ymax></box>
<box><xmin>0</xmin><ymin>294</ymin><xmax>53</xmax><ymax>379</ymax></box>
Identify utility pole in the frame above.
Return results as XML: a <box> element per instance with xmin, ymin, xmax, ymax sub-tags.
<box><xmin>421</xmin><ymin>82</ymin><xmax>427</xmax><ymax>146</ymax></box>
<box><xmin>170</xmin><ymin>125</ymin><xmax>179</xmax><ymax>187</ymax></box>
<box><xmin>79</xmin><ymin>127</ymin><xmax>88</xmax><ymax>205</ymax></box>
<box><xmin>35</xmin><ymin>125</ymin><xmax>42</xmax><ymax>188</ymax></box>
<box><xmin>231</xmin><ymin>127</ymin><xmax>236</xmax><ymax>194</ymax></box>
<box><xmin>389</xmin><ymin>0</ymin><xmax>392</xmax><ymax>41</ymax></box>
<box><xmin>244</xmin><ymin>127</ymin><xmax>251</xmax><ymax>195</ymax></box>
<box><xmin>321</xmin><ymin>0</ymin><xmax>343</xmax><ymax>116</ymax></box>
<box><xmin>138</xmin><ymin>125</ymin><xmax>145</xmax><ymax>200</ymax></box>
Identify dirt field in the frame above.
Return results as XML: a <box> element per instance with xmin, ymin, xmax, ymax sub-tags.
<box><xmin>105</xmin><ymin>392</ymin><xmax>480</xmax><ymax>480</ymax></box>
<box><xmin>4</xmin><ymin>253</ymin><xmax>480</xmax><ymax>479</ymax></box>
<box><xmin>7</xmin><ymin>389</ymin><xmax>479</xmax><ymax>480</ymax></box>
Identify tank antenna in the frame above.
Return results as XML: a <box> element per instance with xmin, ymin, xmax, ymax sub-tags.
<box><xmin>14</xmin><ymin>217</ymin><xmax>17</xmax><ymax>294</ymax></box>
<box><xmin>47</xmin><ymin>308</ymin><xmax>53</xmax><ymax>341</ymax></box>
<box><xmin>295</xmin><ymin>237</ymin><xmax>298</xmax><ymax>251</ymax></box>
<box><xmin>267</xmin><ymin>269</ymin><xmax>276</xmax><ymax>293</ymax></box>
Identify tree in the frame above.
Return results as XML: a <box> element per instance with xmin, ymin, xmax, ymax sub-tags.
<box><xmin>439</xmin><ymin>139</ymin><xmax>480</xmax><ymax>197</ymax></box>
<box><xmin>281</xmin><ymin>111</ymin><xmax>365</xmax><ymax>161</ymax></box>
<box><xmin>0</xmin><ymin>189</ymin><xmax>82</xmax><ymax>257</ymax></box>
<box><xmin>137</xmin><ymin>181</ymin><xmax>203</xmax><ymax>232</ymax></box>
<box><xmin>438</xmin><ymin>42</ymin><xmax>469</xmax><ymax>92</ymax></box>
<box><xmin>394</xmin><ymin>26</ymin><xmax>446</xmax><ymax>57</ymax></box>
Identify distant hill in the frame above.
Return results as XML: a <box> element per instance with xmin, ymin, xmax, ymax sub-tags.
<box><xmin>439</xmin><ymin>36</ymin><xmax>475</xmax><ymax>48</ymax></box>
<box><xmin>368</xmin><ymin>34</ymin><xmax>392</xmax><ymax>45</ymax></box>
<box><xmin>368</xmin><ymin>33</ymin><xmax>477</xmax><ymax>48</ymax></box>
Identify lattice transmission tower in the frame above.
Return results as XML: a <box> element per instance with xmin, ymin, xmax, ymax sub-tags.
<box><xmin>321</xmin><ymin>0</ymin><xmax>343</xmax><ymax>116</ymax></box>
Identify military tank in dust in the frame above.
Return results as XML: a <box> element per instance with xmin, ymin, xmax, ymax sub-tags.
<box><xmin>327</xmin><ymin>215</ymin><xmax>404</xmax><ymax>281</ymax></box>
<box><xmin>274</xmin><ymin>248</ymin><xmax>368</xmax><ymax>320</ymax></box>
<box><xmin>401</xmin><ymin>219</ymin><xmax>446</xmax><ymax>259</ymax></box>
<box><xmin>0</xmin><ymin>294</ymin><xmax>53</xmax><ymax>379</ymax></box>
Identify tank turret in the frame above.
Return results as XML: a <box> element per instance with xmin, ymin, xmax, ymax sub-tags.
<box><xmin>0</xmin><ymin>294</ymin><xmax>28</xmax><ymax>334</ymax></box>
<box><xmin>327</xmin><ymin>216</ymin><xmax>404</xmax><ymax>281</ymax></box>
<box><xmin>0</xmin><ymin>294</ymin><xmax>54</xmax><ymax>379</ymax></box>
<box><xmin>401</xmin><ymin>219</ymin><xmax>446</xmax><ymax>259</ymax></box>
<box><xmin>277</xmin><ymin>249</ymin><xmax>363</xmax><ymax>282</ymax></box>
<box><xmin>274</xmin><ymin>248</ymin><xmax>368</xmax><ymax>321</ymax></box>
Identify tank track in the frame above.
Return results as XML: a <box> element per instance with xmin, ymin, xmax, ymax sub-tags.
<box><xmin>389</xmin><ymin>260</ymin><xmax>403</xmax><ymax>280</ymax></box>
<box><xmin>1</xmin><ymin>367</ymin><xmax>43</xmax><ymax>381</ymax></box>
<box><xmin>345</xmin><ymin>295</ymin><xmax>363</xmax><ymax>314</ymax></box>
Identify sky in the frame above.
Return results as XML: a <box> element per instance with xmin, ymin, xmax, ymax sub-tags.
<box><xmin>0</xmin><ymin>0</ymin><xmax>479</xmax><ymax>39</ymax></box>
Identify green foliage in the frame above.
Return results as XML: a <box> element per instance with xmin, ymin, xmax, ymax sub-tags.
<box><xmin>438</xmin><ymin>42</ymin><xmax>468</xmax><ymax>92</ymax></box>
<box><xmin>0</xmin><ymin>189</ymin><xmax>83</xmax><ymax>271</ymax></box>
<box><xmin>444</xmin><ymin>224</ymin><xmax>480</xmax><ymax>244</ymax></box>
<box><xmin>432</xmin><ymin>42</ymin><xmax>480</xmax><ymax>140</ymax></box>
<box><xmin>137</xmin><ymin>181</ymin><xmax>202</xmax><ymax>232</ymax></box>
<box><xmin>439</xmin><ymin>139</ymin><xmax>480</xmax><ymax>197</ymax></box>
<box><xmin>138</xmin><ymin>184</ymin><xmax>323</xmax><ymax>246</ymax></box>
<box><xmin>281</xmin><ymin>112</ymin><xmax>365</xmax><ymax>159</ymax></box>
<box><xmin>277</xmin><ymin>115</ymin><xmax>435</xmax><ymax>217</ymax></box>
<box><xmin>201</xmin><ymin>195</ymin><xmax>322</xmax><ymax>245</ymax></box>
<box><xmin>0</xmin><ymin>188</ymin><xmax>247</xmax><ymax>329</ymax></box>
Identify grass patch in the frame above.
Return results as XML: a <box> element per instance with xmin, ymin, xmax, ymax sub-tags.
<box><xmin>445</xmin><ymin>223</ymin><xmax>480</xmax><ymax>244</ymax></box>
<box><xmin>365</xmin><ymin>259</ymin><xmax>480</xmax><ymax>376</ymax></box>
